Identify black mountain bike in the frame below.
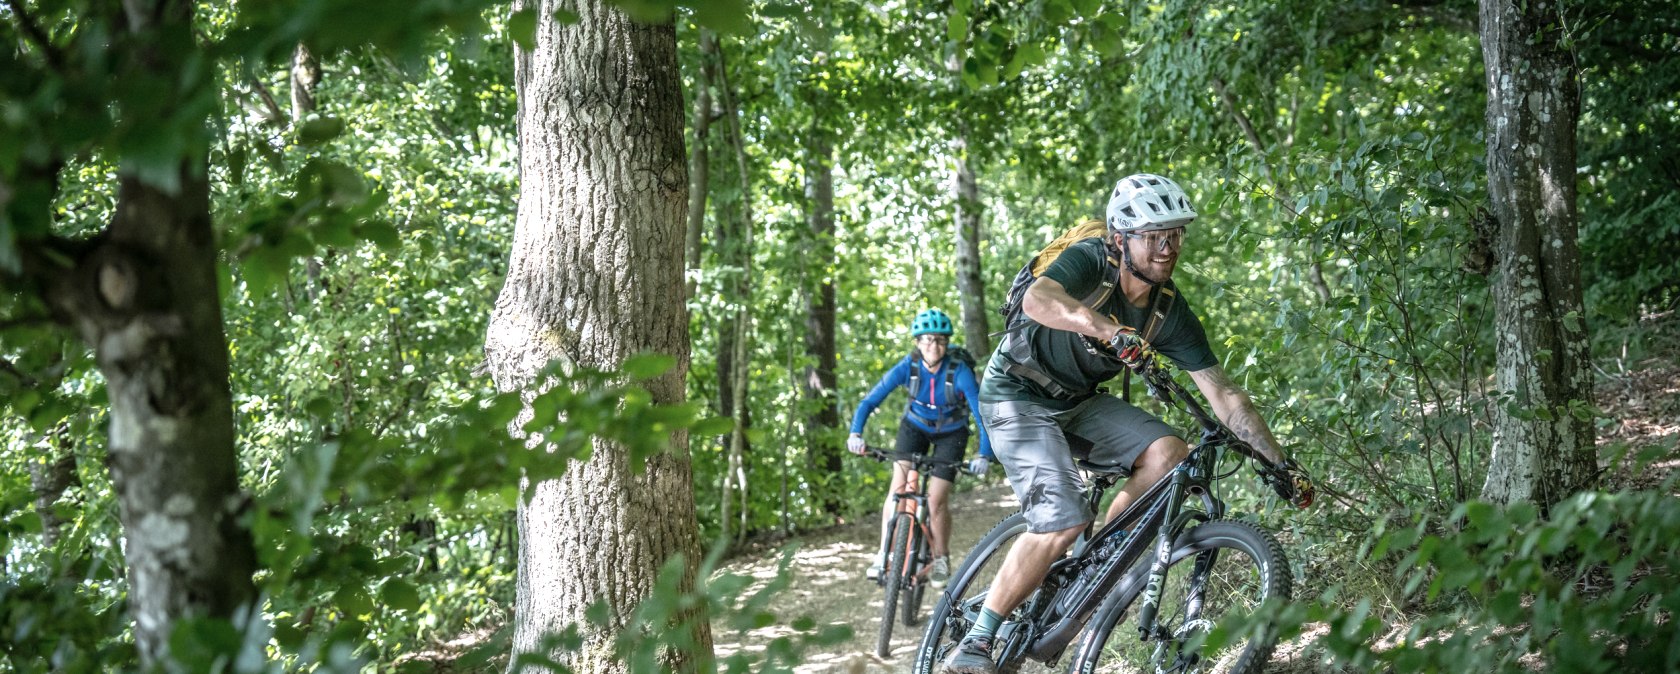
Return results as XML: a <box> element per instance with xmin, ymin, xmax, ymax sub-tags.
<box><xmin>913</xmin><ymin>357</ymin><xmax>1312</xmax><ymax>674</ymax></box>
<box><xmin>858</xmin><ymin>447</ymin><xmax>981</xmax><ymax>658</ymax></box>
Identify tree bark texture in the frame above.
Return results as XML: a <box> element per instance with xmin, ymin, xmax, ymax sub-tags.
<box><xmin>1477</xmin><ymin>0</ymin><xmax>1596</xmax><ymax>507</ymax></box>
<box><xmin>289</xmin><ymin>43</ymin><xmax>320</xmax><ymax>126</ymax></box>
<box><xmin>951</xmin><ymin>125</ymin><xmax>991</xmax><ymax>356</ymax></box>
<box><xmin>12</xmin><ymin>0</ymin><xmax>258</xmax><ymax>662</ymax></box>
<box><xmin>488</xmin><ymin>1</ymin><xmax>709</xmax><ymax>670</ymax></box>
<box><xmin>801</xmin><ymin>117</ymin><xmax>843</xmax><ymax>519</ymax></box>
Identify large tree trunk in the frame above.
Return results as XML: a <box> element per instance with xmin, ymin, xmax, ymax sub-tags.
<box><xmin>13</xmin><ymin>1</ymin><xmax>258</xmax><ymax>663</ymax></box>
<box><xmin>950</xmin><ymin>123</ymin><xmax>991</xmax><ymax>356</ymax></box>
<box><xmin>1477</xmin><ymin>0</ymin><xmax>1596</xmax><ymax>507</ymax></box>
<box><xmin>487</xmin><ymin>1</ymin><xmax>709</xmax><ymax>670</ymax></box>
<box><xmin>802</xmin><ymin>108</ymin><xmax>843</xmax><ymax>520</ymax></box>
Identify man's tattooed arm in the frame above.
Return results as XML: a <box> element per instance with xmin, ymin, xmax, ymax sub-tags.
<box><xmin>1188</xmin><ymin>365</ymin><xmax>1283</xmax><ymax>463</ymax></box>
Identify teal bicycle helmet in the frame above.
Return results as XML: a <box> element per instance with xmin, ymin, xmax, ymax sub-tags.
<box><xmin>911</xmin><ymin>309</ymin><xmax>955</xmax><ymax>337</ymax></box>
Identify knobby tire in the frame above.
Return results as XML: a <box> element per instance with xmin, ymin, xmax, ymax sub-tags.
<box><xmin>878</xmin><ymin>512</ymin><xmax>916</xmax><ymax>658</ymax></box>
<box><xmin>902</xmin><ymin>526</ymin><xmax>932</xmax><ymax>627</ymax></box>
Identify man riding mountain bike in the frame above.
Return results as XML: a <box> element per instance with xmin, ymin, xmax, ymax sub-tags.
<box><xmin>850</xmin><ymin>309</ymin><xmax>994</xmax><ymax>584</ymax></box>
<box><xmin>941</xmin><ymin>173</ymin><xmax>1313</xmax><ymax>674</ymax></box>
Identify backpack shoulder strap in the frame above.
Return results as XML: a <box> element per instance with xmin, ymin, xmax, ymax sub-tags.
<box><xmin>1123</xmin><ymin>281</ymin><xmax>1177</xmax><ymax>403</ymax></box>
<box><xmin>1140</xmin><ymin>280</ymin><xmax>1176</xmax><ymax>342</ymax></box>
<box><xmin>1078</xmin><ymin>244</ymin><xmax>1124</xmax><ymax>312</ymax></box>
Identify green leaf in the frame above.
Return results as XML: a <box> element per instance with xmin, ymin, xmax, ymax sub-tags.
<box><xmin>297</xmin><ymin>117</ymin><xmax>346</xmax><ymax>146</ymax></box>
<box><xmin>508</xmin><ymin>9</ymin><xmax>538</xmax><ymax>50</ymax></box>
<box><xmin>381</xmin><ymin>579</ymin><xmax>423</xmax><ymax>612</ymax></box>
<box><xmin>316</xmin><ymin>219</ymin><xmax>357</xmax><ymax>248</ymax></box>
<box><xmin>334</xmin><ymin>585</ymin><xmax>376</xmax><ymax>617</ymax></box>
<box><xmin>623</xmin><ymin>353</ymin><xmax>676</xmax><ymax>380</ymax></box>
<box><xmin>691</xmin><ymin>416</ymin><xmax>735</xmax><ymax>437</ymax></box>
<box><xmin>357</xmin><ymin>221</ymin><xmax>401</xmax><ymax>249</ymax></box>
<box><xmin>692</xmin><ymin>0</ymin><xmax>753</xmax><ymax>34</ymax></box>
<box><xmin>552</xmin><ymin>8</ymin><xmax>581</xmax><ymax>24</ymax></box>
<box><xmin>242</xmin><ymin>248</ymin><xmax>290</xmax><ymax>297</ymax></box>
<box><xmin>947</xmin><ymin>11</ymin><xmax>969</xmax><ymax>42</ymax></box>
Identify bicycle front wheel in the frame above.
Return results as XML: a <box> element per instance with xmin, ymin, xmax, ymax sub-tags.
<box><xmin>1069</xmin><ymin>519</ymin><xmax>1290</xmax><ymax>674</ymax></box>
<box><xmin>878</xmin><ymin>512</ymin><xmax>915</xmax><ymax>658</ymax></box>
<box><xmin>902</xmin><ymin>528</ymin><xmax>929</xmax><ymax>627</ymax></box>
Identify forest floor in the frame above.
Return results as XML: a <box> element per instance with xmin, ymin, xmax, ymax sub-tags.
<box><xmin>711</xmin><ymin>481</ymin><xmax>1020</xmax><ymax>674</ymax></box>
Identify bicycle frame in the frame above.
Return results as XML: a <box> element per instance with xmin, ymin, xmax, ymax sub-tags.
<box><xmin>891</xmin><ymin>463</ymin><xmax>933</xmax><ymax>581</ymax></box>
<box><xmin>868</xmin><ymin>447</ymin><xmax>973</xmax><ymax>584</ymax></box>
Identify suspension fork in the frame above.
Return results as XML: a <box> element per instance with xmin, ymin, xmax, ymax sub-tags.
<box><xmin>1134</xmin><ymin>464</ymin><xmax>1192</xmax><ymax>640</ymax></box>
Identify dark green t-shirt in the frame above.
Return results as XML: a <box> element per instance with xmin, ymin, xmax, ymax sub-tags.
<box><xmin>982</xmin><ymin>237</ymin><xmax>1219</xmax><ymax>406</ymax></box>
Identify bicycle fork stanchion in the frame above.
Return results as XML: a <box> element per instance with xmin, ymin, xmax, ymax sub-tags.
<box><xmin>1136</xmin><ymin>463</ymin><xmax>1193</xmax><ymax>641</ymax></box>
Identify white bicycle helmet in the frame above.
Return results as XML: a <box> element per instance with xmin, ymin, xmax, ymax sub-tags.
<box><xmin>1105</xmin><ymin>173</ymin><xmax>1197</xmax><ymax>234</ymax></box>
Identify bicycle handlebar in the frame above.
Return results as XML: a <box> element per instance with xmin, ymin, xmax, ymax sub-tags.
<box><xmin>856</xmin><ymin>446</ymin><xmax>983</xmax><ymax>476</ymax></box>
<box><xmin>1102</xmin><ymin>339</ymin><xmax>1283</xmax><ymax>470</ymax></box>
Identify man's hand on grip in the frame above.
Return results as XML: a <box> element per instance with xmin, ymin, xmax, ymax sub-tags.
<box><xmin>1107</xmin><ymin>326</ymin><xmax>1155</xmax><ymax>370</ymax></box>
<box><xmin>1260</xmin><ymin>458</ymin><xmax>1315</xmax><ymax>508</ymax></box>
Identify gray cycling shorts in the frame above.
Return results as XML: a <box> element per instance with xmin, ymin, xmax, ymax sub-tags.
<box><xmin>981</xmin><ymin>395</ymin><xmax>1178</xmax><ymax>534</ymax></box>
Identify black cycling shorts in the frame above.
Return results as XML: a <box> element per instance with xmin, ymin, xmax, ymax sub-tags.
<box><xmin>894</xmin><ymin>416</ymin><xmax>970</xmax><ymax>482</ymax></box>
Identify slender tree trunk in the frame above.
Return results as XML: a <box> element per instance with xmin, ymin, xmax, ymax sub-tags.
<box><xmin>290</xmin><ymin>42</ymin><xmax>326</xmax><ymax>299</ymax></box>
<box><xmin>802</xmin><ymin>107</ymin><xmax>843</xmax><ymax>520</ymax></box>
<box><xmin>951</xmin><ymin>121</ymin><xmax>991</xmax><ymax>355</ymax></box>
<box><xmin>290</xmin><ymin>43</ymin><xmax>320</xmax><ymax>126</ymax></box>
<box><xmin>1477</xmin><ymin>0</ymin><xmax>1596</xmax><ymax>508</ymax></box>
<box><xmin>718</xmin><ymin>35</ymin><xmax>755</xmax><ymax>543</ymax></box>
<box><xmin>684</xmin><ymin>31</ymin><xmax>715</xmax><ymax>300</ymax></box>
<box><xmin>11</xmin><ymin>1</ymin><xmax>259</xmax><ymax>663</ymax></box>
<box><xmin>487</xmin><ymin>1</ymin><xmax>709</xmax><ymax>670</ymax></box>
<box><xmin>29</xmin><ymin>425</ymin><xmax>79</xmax><ymax>548</ymax></box>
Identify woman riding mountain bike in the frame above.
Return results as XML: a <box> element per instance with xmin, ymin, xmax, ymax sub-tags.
<box><xmin>850</xmin><ymin>309</ymin><xmax>994</xmax><ymax>584</ymax></box>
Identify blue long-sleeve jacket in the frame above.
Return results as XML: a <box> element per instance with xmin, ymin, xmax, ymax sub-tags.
<box><xmin>850</xmin><ymin>354</ymin><xmax>993</xmax><ymax>459</ymax></box>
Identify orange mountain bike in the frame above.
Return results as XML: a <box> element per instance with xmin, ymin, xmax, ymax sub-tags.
<box><xmin>858</xmin><ymin>446</ymin><xmax>981</xmax><ymax>658</ymax></box>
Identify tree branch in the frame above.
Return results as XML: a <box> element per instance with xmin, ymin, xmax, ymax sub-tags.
<box><xmin>0</xmin><ymin>355</ymin><xmax>38</xmax><ymax>387</ymax></box>
<box><xmin>246</xmin><ymin>76</ymin><xmax>288</xmax><ymax>127</ymax></box>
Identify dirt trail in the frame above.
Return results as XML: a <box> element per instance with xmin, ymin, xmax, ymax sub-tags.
<box><xmin>712</xmin><ymin>482</ymin><xmax>1021</xmax><ymax>673</ymax></box>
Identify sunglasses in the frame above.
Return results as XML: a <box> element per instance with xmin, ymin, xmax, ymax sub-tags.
<box><xmin>1126</xmin><ymin>227</ymin><xmax>1185</xmax><ymax>252</ymax></box>
<box><xmin>918</xmin><ymin>335</ymin><xmax>950</xmax><ymax>345</ymax></box>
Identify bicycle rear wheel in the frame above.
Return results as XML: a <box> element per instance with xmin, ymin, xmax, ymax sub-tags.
<box><xmin>1068</xmin><ymin>519</ymin><xmax>1290</xmax><ymax>674</ymax></box>
<box><xmin>878</xmin><ymin>512</ymin><xmax>915</xmax><ymax>658</ymax></box>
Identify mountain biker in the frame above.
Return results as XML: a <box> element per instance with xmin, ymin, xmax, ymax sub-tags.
<box><xmin>941</xmin><ymin>174</ymin><xmax>1313</xmax><ymax>673</ymax></box>
<box><xmin>850</xmin><ymin>309</ymin><xmax>994</xmax><ymax>585</ymax></box>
